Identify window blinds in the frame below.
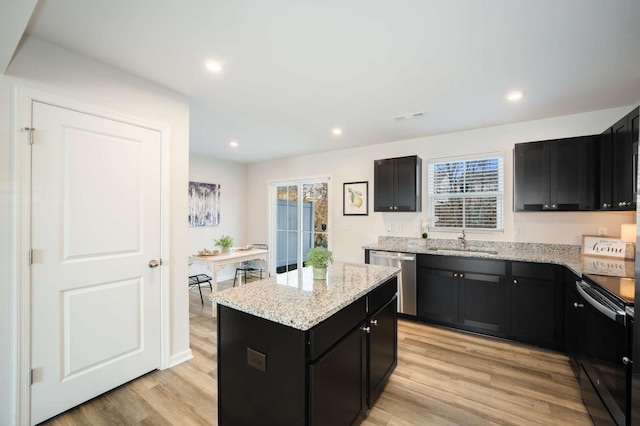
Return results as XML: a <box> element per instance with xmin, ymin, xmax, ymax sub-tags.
<box><xmin>427</xmin><ymin>154</ymin><xmax>504</xmax><ymax>231</ymax></box>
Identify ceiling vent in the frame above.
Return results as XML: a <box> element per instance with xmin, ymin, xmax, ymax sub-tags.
<box><xmin>393</xmin><ymin>111</ymin><xmax>425</xmax><ymax>121</ymax></box>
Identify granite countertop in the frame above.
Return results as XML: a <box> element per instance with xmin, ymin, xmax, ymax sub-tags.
<box><xmin>213</xmin><ymin>261</ymin><xmax>400</xmax><ymax>331</ymax></box>
<box><xmin>363</xmin><ymin>237</ymin><xmax>635</xmax><ymax>278</ymax></box>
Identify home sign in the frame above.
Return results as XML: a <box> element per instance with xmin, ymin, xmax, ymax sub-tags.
<box><xmin>581</xmin><ymin>235</ymin><xmax>634</xmax><ymax>259</ymax></box>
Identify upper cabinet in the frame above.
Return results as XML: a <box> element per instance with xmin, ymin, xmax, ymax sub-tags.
<box><xmin>374</xmin><ymin>155</ymin><xmax>422</xmax><ymax>212</ymax></box>
<box><xmin>599</xmin><ymin>107</ymin><xmax>639</xmax><ymax>210</ymax></box>
<box><xmin>514</xmin><ymin>135</ymin><xmax>598</xmax><ymax>211</ymax></box>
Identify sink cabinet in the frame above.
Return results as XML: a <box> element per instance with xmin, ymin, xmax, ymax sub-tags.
<box><xmin>417</xmin><ymin>255</ymin><xmax>508</xmax><ymax>337</ymax></box>
<box><xmin>416</xmin><ymin>255</ymin><xmax>564</xmax><ymax>350</ymax></box>
<box><xmin>374</xmin><ymin>155</ymin><xmax>422</xmax><ymax>212</ymax></box>
<box><xmin>514</xmin><ymin>135</ymin><xmax>598</xmax><ymax>211</ymax></box>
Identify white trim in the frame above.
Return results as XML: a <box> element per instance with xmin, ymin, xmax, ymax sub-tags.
<box><xmin>267</xmin><ymin>176</ymin><xmax>332</xmax><ymax>274</ymax></box>
<box><xmin>13</xmin><ymin>87</ymin><xmax>172</xmax><ymax>423</ymax></box>
<box><xmin>168</xmin><ymin>349</ymin><xmax>194</xmax><ymax>368</ymax></box>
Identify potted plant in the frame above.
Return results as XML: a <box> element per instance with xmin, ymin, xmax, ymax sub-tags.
<box><xmin>306</xmin><ymin>246</ymin><xmax>334</xmax><ymax>279</ymax></box>
<box><xmin>213</xmin><ymin>235</ymin><xmax>234</xmax><ymax>253</ymax></box>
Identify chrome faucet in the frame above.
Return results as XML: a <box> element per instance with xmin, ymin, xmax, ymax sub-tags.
<box><xmin>458</xmin><ymin>229</ymin><xmax>467</xmax><ymax>250</ymax></box>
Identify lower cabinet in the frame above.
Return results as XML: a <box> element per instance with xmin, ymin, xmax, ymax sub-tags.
<box><xmin>310</xmin><ymin>322</ymin><xmax>367</xmax><ymax>426</ymax></box>
<box><xmin>417</xmin><ymin>255</ymin><xmax>507</xmax><ymax>337</ymax></box>
<box><xmin>368</xmin><ymin>297</ymin><xmax>398</xmax><ymax>406</ymax></box>
<box><xmin>564</xmin><ymin>269</ymin><xmax>583</xmax><ymax>378</ymax></box>
<box><xmin>416</xmin><ymin>255</ymin><xmax>563</xmax><ymax>350</ymax></box>
<box><xmin>509</xmin><ymin>262</ymin><xmax>564</xmax><ymax>350</ymax></box>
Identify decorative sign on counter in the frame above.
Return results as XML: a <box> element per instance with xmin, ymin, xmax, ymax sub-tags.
<box><xmin>582</xmin><ymin>235</ymin><xmax>634</xmax><ymax>259</ymax></box>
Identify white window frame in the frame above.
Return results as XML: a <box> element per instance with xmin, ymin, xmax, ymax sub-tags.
<box><xmin>427</xmin><ymin>152</ymin><xmax>504</xmax><ymax>232</ymax></box>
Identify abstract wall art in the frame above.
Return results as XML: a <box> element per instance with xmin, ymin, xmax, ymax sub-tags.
<box><xmin>188</xmin><ymin>181</ymin><xmax>221</xmax><ymax>226</ymax></box>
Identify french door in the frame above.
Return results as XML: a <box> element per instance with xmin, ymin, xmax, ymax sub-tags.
<box><xmin>271</xmin><ymin>179</ymin><xmax>330</xmax><ymax>274</ymax></box>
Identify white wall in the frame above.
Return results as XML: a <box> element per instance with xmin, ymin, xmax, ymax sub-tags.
<box><xmin>188</xmin><ymin>155</ymin><xmax>248</xmax><ymax>281</ymax></box>
<box><xmin>0</xmin><ymin>36</ymin><xmax>190</xmax><ymax>425</ymax></box>
<box><xmin>247</xmin><ymin>107</ymin><xmax>637</xmax><ymax>264</ymax></box>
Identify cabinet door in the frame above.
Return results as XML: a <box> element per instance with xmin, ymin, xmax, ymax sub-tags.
<box><xmin>509</xmin><ymin>276</ymin><xmax>558</xmax><ymax>348</ymax></box>
<box><xmin>417</xmin><ymin>268</ymin><xmax>459</xmax><ymax>325</ymax></box>
<box><xmin>564</xmin><ymin>282</ymin><xmax>583</xmax><ymax>378</ymax></box>
<box><xmin>368</xmin><ymin>297</ymin><xmax>397</xmax><ymax>407</ymax></box>
<box><xmin>514</xmin><ymin>142</ymin><xmax>549</xmax><ymax>211</ymax></box>
<box><xmin>552</xmin><ymin>136</ymin><xmax>597</xmax><ymax>210</ymax></box>
<box><xmin>459</xmin><ymin>272</ymin><xmax>507</xmax><ymax>336</ymax></box>
<box><xmin>600</xmin><ymin>127</ymin><xmax>614</xmax><ymax>209</ymax></box>
<box><xmin>394</xmin><ymin>156</ymin><xmax>420</xmax><ymax>211</ymax></box>
<box><xmin>310</xmin><ymin>323</ymin><xmax>367</xmax><ymax>426</ymax></box>
<box><xmin>612</xmin><ymin>113</ymin><xmax>634</xmax><ymax>209</ymax></box>
<box><xmin>374</xmin><ymin>158</ymin><xmax>395</xmax><ymax>211</ymax></box>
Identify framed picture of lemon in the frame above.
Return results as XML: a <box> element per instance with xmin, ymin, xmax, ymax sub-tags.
<box><xmin>343</xmin><ymin>181</ymin><xmax>368</xmax><ymax>215</ymax></box>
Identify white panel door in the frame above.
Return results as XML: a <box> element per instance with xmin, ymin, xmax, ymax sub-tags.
<box><xmin>30</xmin><ymin>101</ymin><xmax>162</xmax><ymax>424</ymax></box>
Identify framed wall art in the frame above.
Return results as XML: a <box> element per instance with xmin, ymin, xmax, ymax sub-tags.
<box><xmin>343</xmin><ymin>181</ymin><xmax>368</xmax><ymax>216</ymax></box>
<box><xmin>188</xmin><ymin>181</ymin><xmax>220</xmax><ymax>226</ymax></box>
<box><xmin>581</xmin><ymin>235</ymin><xmax>634</xmax><ymax>259</ymax></box>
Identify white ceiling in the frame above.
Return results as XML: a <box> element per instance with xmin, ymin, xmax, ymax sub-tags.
<box><xmin>14</xmin><ymin>0</ymin><xmax>640</xmax><ymax>163</ymax></box>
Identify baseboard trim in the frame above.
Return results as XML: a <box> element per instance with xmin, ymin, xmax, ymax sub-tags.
<box><xmin>167</xmin><ymin>349</ymin><xmax>193</xmax><ymax>368</ymax></box>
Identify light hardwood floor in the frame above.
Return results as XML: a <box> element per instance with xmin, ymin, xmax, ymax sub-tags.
<box><xmin>42</xmin><ymin>278</ymin><xmax>592</xmax><ymax>425</ymax></box>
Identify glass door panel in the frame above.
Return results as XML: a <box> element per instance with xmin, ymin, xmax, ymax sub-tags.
<box><xmin>273</xmin><ymin>180</ymin><xmax>330</xmax><ymax>274</ymax></box>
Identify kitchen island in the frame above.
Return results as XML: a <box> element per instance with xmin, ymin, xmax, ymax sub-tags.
<box><xmin>213</xmin><ymin>262</ymin><xmax>399</xmax><ymax>426</ymax></box>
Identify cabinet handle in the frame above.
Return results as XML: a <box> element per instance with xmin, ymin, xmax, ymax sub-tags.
<box><xmin>573</xmin><ymin>302</ymin><xmax>584</xmax><ymax>308</ymax></box>
<box><xmin>543</xmin><ymin>204</ymin><xmax>549</xmax><ymax>209</ymax></box>
<box><xmin>513</xmin><ymin>279</ymin><xmax>517</xmax><ymax>284</ymax></box>
<box><xmin>459</xmin><ymin>273</ymin><xmax>464</xmax><ymax>278</ymax></box>
<box><xmin>551</xmin><ymin>204</ymin><xmax>557</xmax><ymax>209</ymax></box>
<box><xmin>623</xmin><ymin>357</ymin><xmax>633</xmax><ymax>365</ymax></box>
<box><xmin>371</xmin><ymin>319</ymin><xmax>378</xmax><ymax>326</ymax></box>
<box><xmin>453</xmin><ymin>273</ymin><xmax>458</xmax><ymax>277</ymax></box>
<box><xmin>603</xmin><ymin>203</ymin><xmax>610</xmax><ymax>208</ymax></box>
<box><xmin>389</xmin><ymin>206</ymin><xmax>393</xmax><ymax>210</ymax></box>
<box><xmin>362</xmin><ymin>326</ymin><xmax>371</xmax><ymax>334</ymax></box>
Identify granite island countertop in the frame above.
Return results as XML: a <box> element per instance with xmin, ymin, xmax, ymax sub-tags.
<box><xmin>363</xmin><ymin>237</ymin><xmax>635</xmax><ymax>278</ymax></box>
<box><xmin>213</xmin><ymin>261</ymin><xmax>400</xmax><ymax>331</ymax></box>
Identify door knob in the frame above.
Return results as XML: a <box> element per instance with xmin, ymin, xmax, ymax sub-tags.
<box><xmin>148</xmin><ymin>259</ymin><xmax>160</xmax><ymax>268</ymax></box>
<box><xmin>574</xmin><ymin>302</ymin><xmax>584</xmax><ymax>308</ymax></box>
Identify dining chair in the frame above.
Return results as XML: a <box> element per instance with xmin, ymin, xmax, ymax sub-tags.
<box><xmin>189</xmin><ymin>274</ymin><xmax>213</xmax><ymax>305</ymax></box>
<box><xmin>233</xmin><ymin>244</ymin><xmax>268</xmax><ymax>286</ymax></box>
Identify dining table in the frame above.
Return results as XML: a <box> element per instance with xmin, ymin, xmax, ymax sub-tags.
<box><xmin>189</xmin><ymin>247</ymin><xmax>270</xmax><ymax>317</ymax></box>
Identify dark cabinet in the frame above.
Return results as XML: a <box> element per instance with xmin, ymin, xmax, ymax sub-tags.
<box><xmin>460</xmin><ymin>272</ymin><xmax>508</xmax><ymax>336</ymax></box>
<box><xmin>374</xmin><ymin>155</ymin><xmax>421</xmax><ymax>212</ymax></box>
<box><xmin>564</xmin><ymin>271</ymin><xmax>583</xmax><ymax>378</ymax></box>
<box><xmin>514</xmin><ymin>135</ymin><xmax>598</xmax><ymax>211</ymax></box>
<box><xmin>509</xmin><ymin>262</ymin><xmax>563</xmax><ymax>350</ymax></box>
<box><xmin>600</xmin><ymin>107</ymin><xmax>639</xmax><ymax>210</ymax></box>
<box><xmin>367</xmin><ymin>297</ymin><xmax>397</xmax><ymax>406</ymax></box>
<box><xmin>417</xmin><ymin>267</ymin><xmax>459</xmax><ymax>324</ymax></box>
<box><xmin>417</xmin><ymin>255</ymin><xmax>507</xmax><ymax>337</ymax></box>
<box><xmin>218</xmin><ymin>277</ymin><xmax>397</xmax><ymax>426</ymax></box>
<box><xmin>416</xmin><ymin>255</ymin><xmax>564</xmax><ymax>350</ymax></box>
<box><xmin>310</xmin><ymin>322</ymin><xmax>367</xmax><ymax>426</ymax></box>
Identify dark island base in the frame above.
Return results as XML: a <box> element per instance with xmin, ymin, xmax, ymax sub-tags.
<box><xmin>217</xmin><ymin>277</ymin><xmax>398</xmax><ymax>426</ymax></box>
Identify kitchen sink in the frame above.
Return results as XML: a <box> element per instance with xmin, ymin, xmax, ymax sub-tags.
<box><xmin>434</xmin><ymin>248</ymin><xmax>499</xmax><ymax>255</ymax></box>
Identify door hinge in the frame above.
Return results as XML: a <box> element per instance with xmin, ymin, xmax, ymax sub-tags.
<box><xmin>28</xmin><ymin>249</ymin><xmax>33</xmax><ymax>265</ymax></box>
<box><xmin>22</xmin><ymin>127</ymin><xmax>35</xmax><ymax>145</ymax></box>
<box><xmin>30</xmin><ymin>369</ymin><xmax>34</xmax><ymax>385</ymax></box>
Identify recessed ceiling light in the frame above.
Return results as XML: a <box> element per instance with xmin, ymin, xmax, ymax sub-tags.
<box><xmin>229</xmin><ymin>140</ymin><xmax>238</xmax><ymax>147</ymax></box>
<box><xmin>332</xmin><ymin>128</ymin><xmax>343</xmax><ymax>136</ymax></box>
<box><xmin>507</xmin><ymin>91</ymin><xmax>525</xmax><ymax>102</ymax></box>
<box><xmin>206</xmin><ymin>61</ymin><xmax>223</xmax><ymax>73</ymax></box>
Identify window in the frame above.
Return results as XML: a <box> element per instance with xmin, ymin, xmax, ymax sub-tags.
<box><xmin>427</xmin><ymin>153</ymin><xmax>504</xmax><ymax>231</ymax></box>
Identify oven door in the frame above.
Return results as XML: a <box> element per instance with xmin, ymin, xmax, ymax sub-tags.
<box><xmin>577</xmin><ymin>281</ymin><xmax>630</xmax><ymax>426</ymax></box>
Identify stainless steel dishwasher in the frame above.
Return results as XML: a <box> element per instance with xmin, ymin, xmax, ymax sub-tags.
<box><xmin>369</xmin><ymin>250</ymin><xmax>416</xmax><ymax>315</ymax></box>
